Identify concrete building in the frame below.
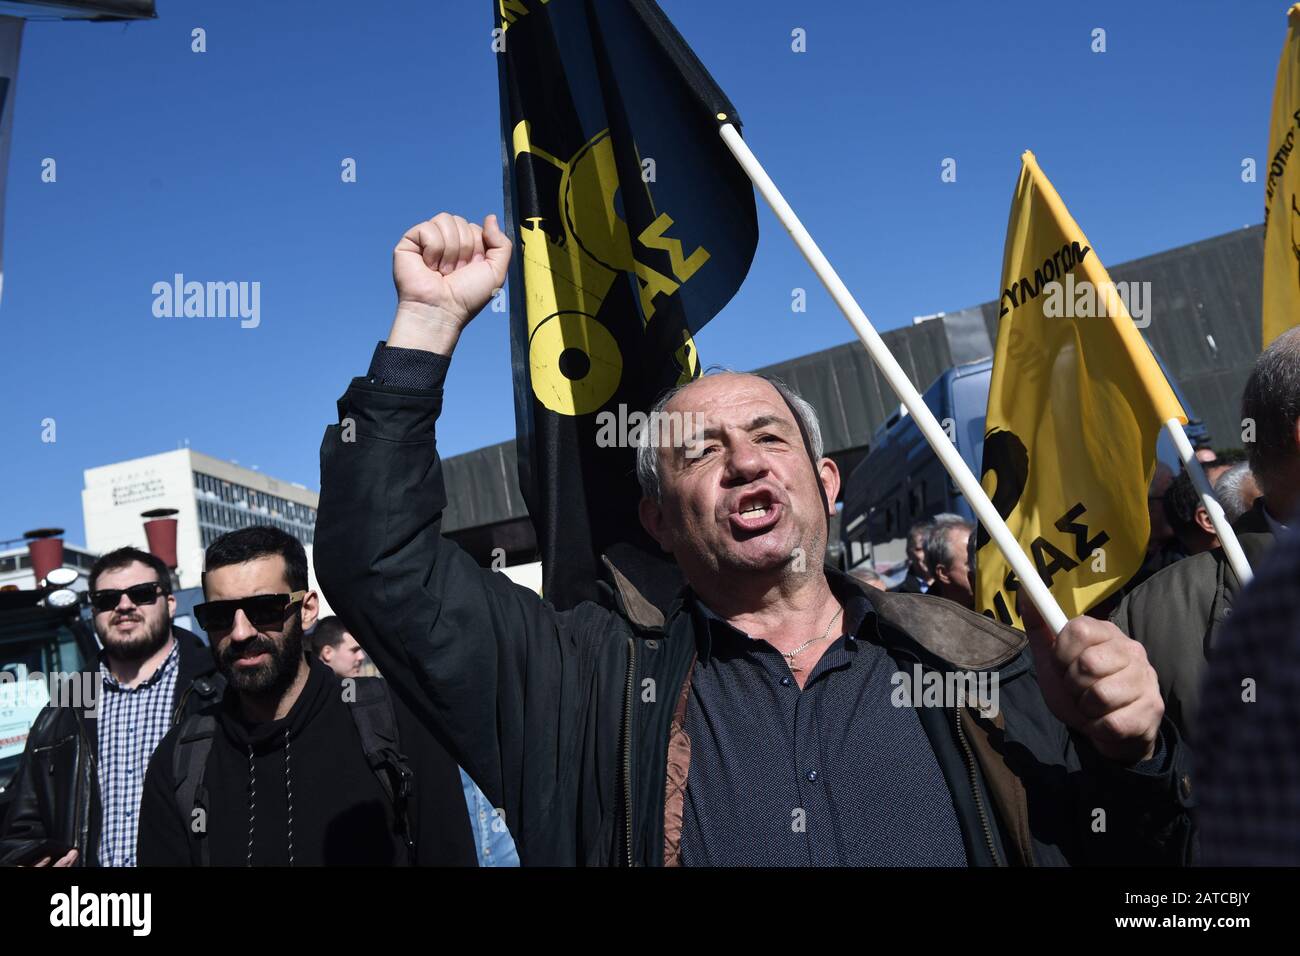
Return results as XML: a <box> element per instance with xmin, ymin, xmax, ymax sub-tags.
<box><xmin>82</xmin><ymin>450</ymin><xmax>318</xmax><ymax>591</ymax></box>
<box><xmin>0</xmin><ymin>541</ymin><xmax>96</xmax><ymax>592</ymax></box>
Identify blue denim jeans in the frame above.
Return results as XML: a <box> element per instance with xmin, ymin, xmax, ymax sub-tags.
<box><xmin>459</xmin><ymin>767</ymin><xmax>519</xmax><ymax>866</ymax></box>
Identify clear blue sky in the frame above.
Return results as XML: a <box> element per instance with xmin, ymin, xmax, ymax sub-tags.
<box><xmin>0</xmin><ymin>0</ymin><xmax>1285</xmax><ymax>545</ymax></box>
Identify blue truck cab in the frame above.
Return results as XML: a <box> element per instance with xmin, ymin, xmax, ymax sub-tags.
<box><xmin>840</xmin><ymin>356</ymin><xmax>1209</xmax><ymax>577</ymax></box>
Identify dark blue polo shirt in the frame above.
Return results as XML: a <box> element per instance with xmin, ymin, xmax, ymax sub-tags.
<box><xmin>679</xmin><ymin>595</ymin><xmax>968</xmax><ymax>866</ymax></box>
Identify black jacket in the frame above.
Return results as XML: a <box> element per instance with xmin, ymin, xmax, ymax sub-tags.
<box><xmin>137</xmin><ymin>657</ymin><xmax>476</xmax><ymax>866</ymax></box>
<box><xmin>891</xmin><ymin>573</ymin><xmax>928</xmax><ymax>594</ymax></box>
<box><xmin>316</xmin><ymin>371</ymin><xmax>1195</xmax><ymax>867</ymax></box>
<box><xmin>1111</xmin><ymin>499</ymin><xmax>1278</xmax><ymax>743</ymax></box>
<box><xmin>0</xmin><ymin>627</ymin><xmax>222</xmax><ymax>867</ymax></box>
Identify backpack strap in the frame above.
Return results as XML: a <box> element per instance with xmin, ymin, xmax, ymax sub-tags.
<box><xmin>171</xmin><ymin>712</ymin><xmax>218</xmax><ymax>867</ymax></box>
<box><xmin>345</xmin><ymin>678</ymin><xmax>416</xmax><ymax>864</ymax></box>
<box><xmin>171</xmin><ymin>672</ymin><xmax>226</xmax><ymax>727</ymax></box>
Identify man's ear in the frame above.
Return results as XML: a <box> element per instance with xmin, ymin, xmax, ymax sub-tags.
<box><xmin>320</xmin><ymin>644</ymin><xmax>333</xmax><ymax>664</ymax></box>
<box><xmin>165</xmin><ymin>592</ymin><xmax>177</xmax><ymax>621</ymax></box>
<box><xmin>818</xmin><ymin>457</ymin><xmax>841</xmax><ymax>516</ymax></box>
<box><xmin>1194</xmin><ymin>505</ymin><xmax>1216</xmax><ymax>537</ymax></box>
<box><xmin>301</xmin><ymin>591</ymin><xmax>320</xmax><ymax>632</ymax></box>
<box><xmin>935</xmin><ymin>564</ymin><xmax>953</xmax><ymax>586</ymax></box>
<box><xmin>638</xmin><ymin>497</ymin><xmax>673</xmax><ymax>554</ymax></box>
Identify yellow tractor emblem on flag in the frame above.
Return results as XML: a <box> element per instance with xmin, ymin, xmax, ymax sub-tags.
<box><xmin>512</xmin><ymin>120</ymin><xmax>709</xmax><ymax>416</ymax></box>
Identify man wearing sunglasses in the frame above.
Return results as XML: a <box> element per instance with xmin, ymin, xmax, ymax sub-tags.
<box><xmin>136</xmin><ymin>526</ymin><xmax>475</xmax><ymax>866</ymax></box>
<box><xmin>0</xmin><ymin>547</ymin><xmax>223</xmax><ymax>867</ymax></box>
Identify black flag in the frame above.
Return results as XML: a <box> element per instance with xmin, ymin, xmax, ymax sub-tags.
<box><xmin>496</xmin><ymin>0</ymin><xmax>758</xmax><ymax>609</ymax></box>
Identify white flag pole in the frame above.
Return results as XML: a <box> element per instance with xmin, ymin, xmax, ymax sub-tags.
<box><xmin>1162</xmin><ymin>418</ymin><xmax>1254</xmax><ymax>585</ymax></box>
<box><xmin>717</xmin><ymin>122</ymin><xmax>1070</xmax><ymax>635</ymax></box>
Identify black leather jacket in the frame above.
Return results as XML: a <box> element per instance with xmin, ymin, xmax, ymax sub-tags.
<box><xmin>0</xmin><ymin>627</ymin><xmax>222</xmax><ymax>867</ymax></box>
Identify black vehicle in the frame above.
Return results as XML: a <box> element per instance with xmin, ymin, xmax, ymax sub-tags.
<box><xmin>0</xmin><ymin>590</ymin><xmax>96</xmax><ymax>823</ymax></box>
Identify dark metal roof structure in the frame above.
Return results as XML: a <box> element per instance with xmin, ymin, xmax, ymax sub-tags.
<box><xmin>443</xmin><ymin>224</ymin><xmax>1269</xmax><ymax>562</ymax></box>
<box><xmin>0</xmin><ymin>1</ymin><xmax>154</xmax><ymax>19</ymax></box>
<box><xmin>442</xmin><ymin>440</ymin><xmax>526</xmax><ymax>533</ymax></box>
<box><xmin>1105</xmin><ymin>225</ymin><xmax>1265</xmax><ymax>447</ymax></box>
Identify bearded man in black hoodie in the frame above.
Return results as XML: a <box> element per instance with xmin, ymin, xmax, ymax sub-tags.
<box><xmin>137</xmin><ymin>526</ymin><xmax>475</xmax><ymax>866</ymax></box>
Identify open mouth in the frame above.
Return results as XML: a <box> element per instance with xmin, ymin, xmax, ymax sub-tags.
<box><xmin>728</xmin><ymin>491</ymin><xmax>782</xmax><ymax>535</ymax></box>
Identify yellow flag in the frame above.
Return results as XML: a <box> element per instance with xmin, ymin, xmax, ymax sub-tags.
<box><xmin>1263</xmin><ymin>4</ymin><xmax>1300</xmax><ymax>348</ymax></box>
<box><xmin>975</xmin><ymin>152</ymin><xmax>1186</xmax><ymax>629</ymax></box>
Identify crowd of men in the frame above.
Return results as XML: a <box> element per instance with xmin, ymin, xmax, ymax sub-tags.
<box><xmin>0</xmin><ymin>532</ymin><xmax>517</xmax><ymax>868</ymax></box>
<box><xmin>0</xmin><ymin>209</ymin><xmax>1296</xmax><ymax>867</ymax></box>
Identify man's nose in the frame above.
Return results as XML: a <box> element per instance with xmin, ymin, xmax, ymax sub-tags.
<box><xmin>722</xmin><ymin>441</ymin><xmax>769</xmax><ymax>484</ymax></box>
<box><xmin>114</xmin><ymin>594</ymin><xmax>138</xmax><ymax>614</ymax></box>
<box><xmin>228</xmin><ymin>609</ymin><xmax>259</xmax><ymax>642</ymax></box>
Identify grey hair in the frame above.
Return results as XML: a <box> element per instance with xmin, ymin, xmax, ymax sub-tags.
<box><xmin>1241</xmin><ymin>326</ymin><xmax>1300</xmax><ymax>484</ymax></box>
<box><xmin>634</xmin><ymin>370</ymin><xmax>824</xmax><ymax>501</ymax></box>
<box><xmin>1213</xmin><ymin>462</ymin><xmax>1255</xmax><ymax>524</ymax></box>
<box><xmin>966</xmin><ymin>520</ymin><xmax>978</xmax><ymax>585</ymax></box>
<box><xmin>848</xmin><ymin>565</ymin><xmax>884</xmax><ymax>587</ymax></box>
<box><xmin>907</xmin><ymin>518</ymin><xmax>935</xmax><ymax>545</ymax></box>
<box><xmin>923</xmin><ymin>513</ymin><xmax>974</xmax><ymax>575</ymax></box>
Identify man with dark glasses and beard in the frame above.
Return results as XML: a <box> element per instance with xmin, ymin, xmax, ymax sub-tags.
<box><xmin>0</xmin><ymin>548</ymin><xmax>223</xmax><ymax>867</ymax></box>
<box><xmin>136</xmin><ymin>526</ymin><xmax>475</xmax><ymax>866</ymax></box>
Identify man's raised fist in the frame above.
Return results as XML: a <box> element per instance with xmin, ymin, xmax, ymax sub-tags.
<box><xmin>388</xmin><ymin>212</ymin><xmax>512</xmax><ymax>354</ymax></box>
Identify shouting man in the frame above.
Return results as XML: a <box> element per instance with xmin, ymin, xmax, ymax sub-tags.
<box><xmin>316</xmin><ymin>212</ymin><xmax>1192</xmax><ymax>867</ymax></box>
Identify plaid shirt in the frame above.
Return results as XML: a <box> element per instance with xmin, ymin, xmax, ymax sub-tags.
<box><xmin>96</xmin><ymin>640</ymin><xmax>180</xmax><ymax>867</ymax></box>
<box><xmin>1198</xmin><ymin>525</ymin><xmax>1300</xmax><ymax>865</ymax></box>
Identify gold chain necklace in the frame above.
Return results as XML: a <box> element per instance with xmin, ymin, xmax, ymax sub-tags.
<box><xmin>782</xmin><ymin>606</ymin><xmax>843</xmax><ymax>673</ymax></box>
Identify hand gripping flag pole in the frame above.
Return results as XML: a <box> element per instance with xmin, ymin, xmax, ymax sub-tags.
<box><xmin>717</xmin><ymin>120</ymin><xmax>1071</xmax><ymax>635</ymax></box>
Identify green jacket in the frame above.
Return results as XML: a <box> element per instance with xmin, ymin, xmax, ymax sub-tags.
<box><xmin>1111</xmin><ymin>501</ymin><xmax>1276</xmax><ymax>743</ymax></box>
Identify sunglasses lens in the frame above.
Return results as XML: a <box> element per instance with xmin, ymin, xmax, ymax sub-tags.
<box><xmin>245</xmin><ymin>595</ymin><xmax>290</xmax><ymax>628</ymax></box>
<box><xmin>194</xmin><ymin>602</ymin><xmax>234</xmax><ymax>632</ymax></box>
<box><xmin>126</xmin><ymin>583</ymin><xmax>161</xmax><ymax>606</ymax></box>
<box><xmin>90</xmin><ymin>591</ymin><xmax>121</xmax><ymax>613</ymax></box>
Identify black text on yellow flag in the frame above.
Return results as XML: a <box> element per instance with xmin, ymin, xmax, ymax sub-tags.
<box><xmin>1263</xmin><ymin>4</ymin><xmax>1300</xmax><ymax>348</ymax></box>
<box><xmin>976</xmin><ymin>152</ymin><xmax>1186</xmax><ymax>629</ymax></box>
